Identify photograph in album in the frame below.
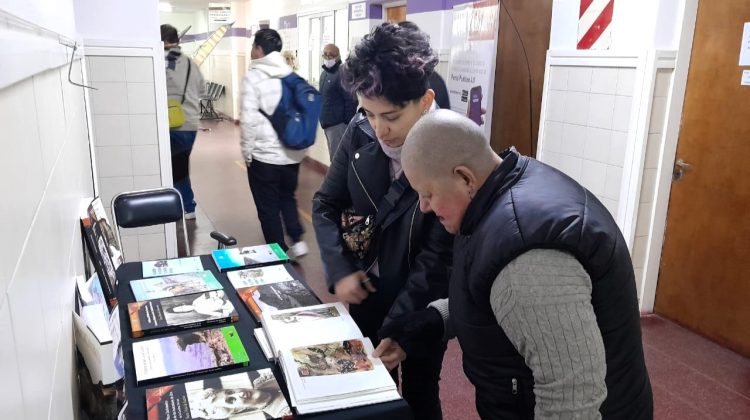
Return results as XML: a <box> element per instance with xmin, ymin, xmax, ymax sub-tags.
<box><xmin>211</xmin><ymin>244</ymin><xmax>289</xmax><ymax>273</ymax></box>
<box><xmin>130</xmin><ymin>271</ymin><xmax>222</xmax><ymax>301</ymax></box>
<box><xmin>226</xmin><ymin>265</ymin><xmax>294</xmax><ymax>289</ymax></box>
<box><xmin>145</xmin><ymin>369</ymin><xmax>292</xmax><ymax>420</ymax></box>
<box><xmin>236</xmin><ymin>280</ymin><xmax>318</xmax><ymax>322</ymax></box>
<box><xmin>142</xmin><ymin>256</ymin><xmax>205</xmax><ymax>278</ymax></box>
<box><xmin>292</xmin><ymin>339</ymin><xmax>373</xmax><ymax>377</ymax></box>
<box><xmin>132</xmin><ymin>325</ymin><xmax>249</xmax><ymax>386</ymax></box>
<box><xmin>128</xmin><ymin>290</ymin><xmax>239</xmax><ymax>338</ymax></box>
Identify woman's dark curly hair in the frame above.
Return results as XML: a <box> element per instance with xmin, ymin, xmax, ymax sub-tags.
<box><xmin>341</xmin><ymin>23</ymin><xmax>438</xmax><ymax>107</ymax></box>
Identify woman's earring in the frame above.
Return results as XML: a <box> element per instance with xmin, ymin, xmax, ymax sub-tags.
<box><xmin>422</xmin><ymin>109</ymin><xmax>428</xmax><ymax>115</ymax></box>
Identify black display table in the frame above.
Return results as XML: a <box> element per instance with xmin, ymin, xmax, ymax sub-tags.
<box><xmin>117</xmin><ymin>255</ymin><xmax>412</xmax><ymax>419</ymax></box>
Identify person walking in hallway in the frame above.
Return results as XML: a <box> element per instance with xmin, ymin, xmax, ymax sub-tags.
<box><xmin>378</xmin><ymin>110</ymin><xmax>653</xmax><ymax>419</ymax></box>
<box><xmin>319</xmin><ymin>43</ymin><xmax>357</xmax><ymax>161</ymax></box>
<box><xmin>162</xmin><ymin>24</ymin><xmax>205</xmax><ymax>219</ymax></box>
<box><xmin>240</xmin><ymin>29</ymin><xmax>308</xmax><ymax>258</ymax></box>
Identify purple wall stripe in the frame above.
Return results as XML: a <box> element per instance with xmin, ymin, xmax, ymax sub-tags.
<box><xmin>279</xmin><ymin>14</ymin><xmax>297</xmax><ymax>29</ymax></box>
<box><xmin>370</xmin><ymin>4</ymin><xmax>383</xmax><ymax>19</ymax></box>
<box><xmin>407</xmin><ymin>0</ymin><xmax>475</xmax><ymax>14</ymax></box>
<box><xmin>228</xmin><ymin>27</ymin><xmax>247</xmax><ymax>37</ymax></box>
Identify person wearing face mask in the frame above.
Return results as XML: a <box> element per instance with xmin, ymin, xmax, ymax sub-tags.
<box><xmin>319</xmin><ymin>44</ymin><xmax>358</xmax><ymax>161</ymax></box>
<box><xmin>312</xmin><ymin>24</ymin><xmax>452</xmax><ymax>420</ymax></box>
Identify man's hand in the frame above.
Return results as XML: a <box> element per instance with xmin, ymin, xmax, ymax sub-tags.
<box><xmin>377</xmin><ymin>307</ymin><xmax>444</xmax><ymax>356</ymax></box>
<box><xmin>333</xmin><ymin>271</ymin><xmax>376</xmax><ymax>304</ymax></box>
<box><xmin>373</xmin><ymin>338</ymin><xmax>406</xmax><ymax>371</ymax></box>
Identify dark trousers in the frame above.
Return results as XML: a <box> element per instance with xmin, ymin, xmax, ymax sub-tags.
<box><xmin>170</xmin><ymin>130</ymin><xmax>197</xmax><ymax>212</ymax></box>
<box><xmin>247</xmin><ymin>160</ymin><xmax>304</xmax><ymax>251</ymax></box>
<box><xmin>350</xmin><ymin>293</ymin><xmax>447</xmax><ymax>420</ymax></box>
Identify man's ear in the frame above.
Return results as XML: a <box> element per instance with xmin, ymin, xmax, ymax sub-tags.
<box><xmin>453</xmin><ymin>165</ymin><xmax>477</xmax><ymax>190</ymax></box>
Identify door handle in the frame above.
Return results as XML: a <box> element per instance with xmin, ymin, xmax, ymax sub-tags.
<box><xmin>673</xmin><ymin>158</ymin><xmax>693</xmax><ymax>181</ymax></box>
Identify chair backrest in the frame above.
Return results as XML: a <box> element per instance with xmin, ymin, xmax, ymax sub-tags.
<box><xmin>112</xmin><ymin>188</ymin><xmax>184</xmax><ymax>228</ymax></box>
<box><xmin>111</xmin><ymin>187</ymin><xmax>189</xmax><ymax>259</ymax></box>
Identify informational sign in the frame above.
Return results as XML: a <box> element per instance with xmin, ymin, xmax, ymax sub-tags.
<box><xmin>208</xmin><ymin>4</ymin><xmax>232</xmax><ymax>25</ymax></box>
<box><xmin>351</xmin><ymin>2</ymin><xmax>367</xmax><ymax>20</ymax></box>
<box><xmin>739</xmin><ymin>22</ymin><xmax>750</xmax><ymax>66</ymax></box>
<box><xmin>742</xmin><ymin>70</ymin><xmax>750</xmax><ymax>86</ymax></box>
<box><xmin>447</xmin><ymin>0</ymin><xmax>500</xmax><ymax>139</ymax></box>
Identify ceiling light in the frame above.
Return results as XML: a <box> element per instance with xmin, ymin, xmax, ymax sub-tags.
<box><xmin>159</xmin><ymin>2</ymin><xmax>173</xmax><ymax>13</ymax></box>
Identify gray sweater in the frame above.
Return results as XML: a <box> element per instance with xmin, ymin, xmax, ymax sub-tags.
<box><xmin>429</xmin><ymin>249</ymin><xmax>607</xmax><ymax>419</ymax></box>
<box><xmin>165</xmin><ymin>47</ymin><xmax>206</xmax><ymax>131</ymax></box>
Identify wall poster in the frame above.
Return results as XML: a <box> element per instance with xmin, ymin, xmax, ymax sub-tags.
<box><xmin>447</xmin><ymin>0</ymin><xmax>500</xmax><ymax>139</ymax></box>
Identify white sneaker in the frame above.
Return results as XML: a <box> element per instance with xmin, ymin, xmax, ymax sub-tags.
<box><xmin>288</xmin><ymin>241</ymin><xmax>309</xmax><ymax>258</ymax></box>
<box><xmin>184</xmin><ymin>212</ymin><xmax>196</xmax><ymax>220</ymax></box>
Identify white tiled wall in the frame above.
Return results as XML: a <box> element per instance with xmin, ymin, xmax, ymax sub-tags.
<box><xmin>540</xmin><ymin>65</ymin><xmax>636</xmax><ymax>217</ymax></box>
<box><xmin>87</xmin><ymin>55</ymin><xmax>167</xmax><ymax>261</ymax></box>
<box><xmin>0</xmin><ymin>61</ymin><xmax>93</xmax><ymax>419</ymax></box>
<box><xmin>631</xmin><ymin>68</ymin><xmax>674</xmax><ymax>291</ymax></box>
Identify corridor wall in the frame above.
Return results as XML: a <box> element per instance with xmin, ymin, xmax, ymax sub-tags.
<box><xmin>0</xmin><ymin>3</ymin><xmax>94</xmax><ymax>419</ymax></box>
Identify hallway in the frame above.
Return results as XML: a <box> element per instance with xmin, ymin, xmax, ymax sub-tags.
<box><xmin>183</xmin><ymin>120</ymin><xmax>750</xmax><ymax>419</ymax></box>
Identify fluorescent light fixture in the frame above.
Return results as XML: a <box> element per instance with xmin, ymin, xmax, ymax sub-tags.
<box><xmin>159</xmin><ymin>2</ymin><xmax>173</xmax><ymax>12</ymax></box>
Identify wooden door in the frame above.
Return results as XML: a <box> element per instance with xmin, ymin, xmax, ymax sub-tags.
<box><xmin>489</xmin><ymin>0</ymin><xmax>552</xmax><ymax>156</ymax></box>
<box><xmin>386</xmin><ymin>6</ymin><xmax>406</xmax><ymax>23</ymax></box>
<box><xmin>654</xmin><ymin>0</ymin><xmax>750</xmax><ymax>357</ymax></box>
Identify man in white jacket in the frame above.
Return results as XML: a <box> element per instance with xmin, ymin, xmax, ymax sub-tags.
<box><xmin>240</xmin><ymin>29</ymin><xmax>308</xmax><ymax>258</ymax></box>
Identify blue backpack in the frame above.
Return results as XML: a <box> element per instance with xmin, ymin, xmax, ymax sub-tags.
<box><xmin>260</xmin><ymin>73</ymin><xmax>322</xmax><ymax>150</ymax></box>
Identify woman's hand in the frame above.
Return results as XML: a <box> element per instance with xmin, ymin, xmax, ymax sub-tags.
<box><xmin>334</xmin><ymin>271</ymin><xmax>376</xmax><ymax>304</ymax></box>
<box><xmin>373</xmin><ymin>338</ymin><xmax>407</xmax><ymax>371</ymax></box>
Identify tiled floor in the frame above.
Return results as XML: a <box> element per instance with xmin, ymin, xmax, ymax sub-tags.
<box><xmin>183</xmin><ymin>120</ymin><xmax>750</xmax><ymax>419</ymax></box>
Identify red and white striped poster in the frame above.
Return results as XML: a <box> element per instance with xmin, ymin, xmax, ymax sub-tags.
<box><xmin>577</xmin><ymin>0</ymin><xmax>614</xmax><ymax>50</ymax></box>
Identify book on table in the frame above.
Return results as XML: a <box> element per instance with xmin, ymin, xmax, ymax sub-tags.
<box><xmin>235</xmin><ymin>279</ymin><xmax>319</xmax><ymax>323</ymax></box>
<box><xmin>132</xmin><ymin>325</ymin><xmax>249</xmax><ymax>386</ymax></box>
<box><xmin>226</xmin><ymin>265</ymin><xmax>294</xmax><ymax>290</ymax></box>
<box><xmin>145</xmin><ymin>368</ymin><xmax>292</xmax><ymax>419</ymax></box>
<box><xmin>262</xmin><ymin>303</ymin><xmax>401</xmax><ymax>414</ymax></box>
<box><xmin>128</xmin><ymin>290</ymin><xmax>239</xmax><ymax>338</ymax></box>
<box><xmin>87</xmin><ymin>197</ymin><xmax>124</xmax><ymax>269</ymax></box>
<box><xmin>142</xmin><ymin>256</ymin><xmax>204</xmax><ymax>278</ymax></box>
<box><xmin>211</xmin><ymin>244</ymin><xmax>289</xmax><ymax>273</ymax></box>
<box><xmin>130</xmin><ymin>271</ymin><xmax>222</xmax><ymax>301</ymax></box>
<box><xmin>81</xmin><ymin>212</ymin><xmax>119</xmax><ymax>309</ymax></box>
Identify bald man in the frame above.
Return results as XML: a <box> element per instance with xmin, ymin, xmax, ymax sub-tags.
<box><xmin>319</xmin><ymin>44</ymin><xmax>357</xmax><ymax>161</ymax></box>
<box><xmin>378</xmin><ymin>110</ymin><xmax>653</xmax><ymax>419</ymax></box>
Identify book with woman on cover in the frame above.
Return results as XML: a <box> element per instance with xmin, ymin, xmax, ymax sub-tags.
<box><xmin>211</xmin><ymin>244</ymin><xmax>289</xmax><ymax>273</ymax></box>
<box><xmin>132</xmin><ymin>325</ymin><xmax>249</xmax><ymax>386</ymax></box>
<box><xmin>130</xmin><ymin>271</ymin><xmax>222</xmax><ymax>301</ymax></box>
<box><xmin>236</xmin><ymin>279</ymin><xmax>319</xmax><ymax>323</ymax></box>
<box><xmin>145</xmin><ymin>369</ymin><xmax>292</xmax><ymax>420</ymax></box>
<box><xmin>128</xmin><ymin>290</ymin><xmax>239</xmax><ymax>338</ymax></box>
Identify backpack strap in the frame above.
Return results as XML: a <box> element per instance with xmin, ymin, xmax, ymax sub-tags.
<box><xmin>181</xmin><ymin>58</ymin><xmax>192</xmax><ymax>104</ymax></box>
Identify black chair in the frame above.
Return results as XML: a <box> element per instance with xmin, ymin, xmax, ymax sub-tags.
<box><xmin>111</xmin><ymin>187</ymin><xmax>190</xmax><ymax>259</ymax></box>
<box><xmin>111</xmin><ymin>187</ymin><xmax>237</xmax><ymax>258</ymax></box>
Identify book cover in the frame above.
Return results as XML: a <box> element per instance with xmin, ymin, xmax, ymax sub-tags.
<box><xmin>145</xmin><ymin>369</ymin><xmax>292</xmax><ymax>419</ymax></box>
<box><xmin>211</xmin><ymin>244</ymin><xmax>289</xmax><ymax>273</ymax></box>
<box><xmin>88</xmin><ymin>197</ymin><xmax>124</xmax><ymax>270</ymax></box>
<box><xmin>142</xmin><ymin>257</ymin><xmax>205</xmax><ymax>278</ymax></box>
<box><xmin>236</xmin><ymin>280</ymin><xmax>319</xmax><ymax>322</ymax></box>
<box><xmin>130</xmin><ymin>271</ymin><xmax>222</xmax><ymax>302</ymax></box>
<box><xmin>81</xmin><ymin>216</ymin><xmax>119</xmax><ymax>309</ymax></box>
<box><xmin>128</xmin><ymin>291</ymin><xmax>239</xmax><ymax>338</ymax></box>
<box><xmin>226</xmin><ymin>265</ymin><xmax>294</xmax><ymax>290</ymax></box>
<box><xmin>133</xmin><ymin>325</ymin><xmax>249</xmax><ymax>386</ymax></box>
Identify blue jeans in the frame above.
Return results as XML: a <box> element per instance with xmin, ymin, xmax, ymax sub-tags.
<box><xmin>247</xmin><ymin>160</ymin><xmax>304</xmax><ymax>251</ymax></box>
<box><xmin>170</xmin><ymin>130</ymin><xmax>197</xmax><ymax>213</ymax></box>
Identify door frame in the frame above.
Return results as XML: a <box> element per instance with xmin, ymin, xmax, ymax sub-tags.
<box><xmin>639</xmin><ymin>0</ymin><xmax>699</xmax><ymax>311</ymax></box>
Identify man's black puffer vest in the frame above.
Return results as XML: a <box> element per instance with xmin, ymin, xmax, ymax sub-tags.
<box><xmin>451</xmin><ymin>148</ymin><xmax>653</xmax><ymax>419</ymax></box>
